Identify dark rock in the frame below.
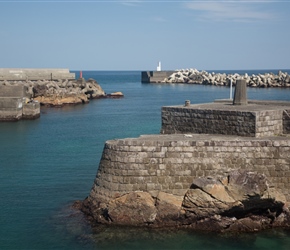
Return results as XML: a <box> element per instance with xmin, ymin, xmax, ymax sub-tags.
<box><xmin>107</xmin><ymin>192</ymin><xmax>157</xmax><ymax>226</ymax></box>
<box><xmin>33</xmin><ymin>84</ymin><xmax>47</xmax><ymax>97</ymax></box>
<box><xmin>79</xmin><ymin>170</ymin><xmax>290</xmax><ymax>233</ymax></box>
<box><xmin>154</xmin><ymin>192</ymin><xmax>184</xmax><ymax>226</ymax></box>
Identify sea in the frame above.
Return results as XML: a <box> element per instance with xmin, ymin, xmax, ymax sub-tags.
<box><xmin>0</xmin><ymin>70</ymin><xmax>290</xmax><ymax>250</ymax></box>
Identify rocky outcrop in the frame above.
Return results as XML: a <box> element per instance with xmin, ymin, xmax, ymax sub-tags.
<box><xmin>106</xmin><ymin>92</ymin><xmax>124</xmax><ymax>98</ymax></box>
<box><xmin>80</xmin><ymin>170</ymin><xmax>290</xmax><ymax>232</ymax></box>
<box><xmin>0</xmin><ymin>77</ymin><xmax>106</xmax><ymax>107</ymax></box>
<box><xmin>163</xmin><ymin>69</ymin><xmax>290</xmax><ymax>88</ymax></box>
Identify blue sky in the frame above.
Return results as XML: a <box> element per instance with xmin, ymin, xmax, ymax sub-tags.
<box><xmin>0</xmin><ymin>0</ymin><xmax>289</xmax><ymax>70</ymax></box>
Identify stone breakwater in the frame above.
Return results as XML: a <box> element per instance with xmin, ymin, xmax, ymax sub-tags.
<box><xmin>0</xmin><ymin>78</ymin><xmax>106</xmax><ymax>106</ymax></box>
<box><xmin>163</xmin><ymin>69</ymin><xmax>290</xmax><ymax>87</ymax></box>
<box><xmin>79</xmin><ymin>134</ymin><xmax>290</xmax><ymax>232</ymax></box>
<box><xmin>78</xmin><ymin>99</ymin><xmax>290</xmax><ymax>232</ymax></box>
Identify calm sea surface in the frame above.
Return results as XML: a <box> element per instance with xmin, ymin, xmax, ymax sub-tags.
<box><xmin>1</xmin><ymin>70</ymin><xmax>290</xmax><ymax>250</ymax></box>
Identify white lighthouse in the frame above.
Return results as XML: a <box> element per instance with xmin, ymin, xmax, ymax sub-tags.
<box><xmin>157</xmin><ymin>61</ymin><xmax>161</xmax><ymax>71</ymax></box>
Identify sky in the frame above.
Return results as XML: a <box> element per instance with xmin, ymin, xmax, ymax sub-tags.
<box><xmin>0</xmin><ymin>0</ymin><xmax>289</xmax><ymax>71</ymax></box>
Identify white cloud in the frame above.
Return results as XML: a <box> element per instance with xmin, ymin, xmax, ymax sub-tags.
<box><xmin>184</xmin><ymin>1</ymin><xmax>275</xmax><ymax>22</ymax></box>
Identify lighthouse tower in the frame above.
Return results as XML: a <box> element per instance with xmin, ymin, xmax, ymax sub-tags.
<box><xmin>157</xmin><ymin>61</ymin><xmax>161</xmax><ymax>71</ymax></box>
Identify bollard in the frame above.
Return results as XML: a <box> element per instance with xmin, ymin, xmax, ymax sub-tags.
<box><xmin>233</xmin><ymin>79</ymin><xmax>248</xmax><ymax>105</ymax></box>
<box><xmin>185</xmin><ymin>100</ymin><xmax>190</xmax><ymax>107</ymax></box>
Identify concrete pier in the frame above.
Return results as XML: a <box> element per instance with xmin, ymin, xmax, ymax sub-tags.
<box><xmin>141</xmin><ymin>71</ymin><xmax>175</xmax><ymax>83</ymax></box>
<box><xmin>0</xmin><ymin>85</ymin><xmax>40</xmax><ymax>121</ymax></box>
<box><xmin>0</xmin><ymin>68</ymin><xmax>75</xmax><ymax>81</ymax></box>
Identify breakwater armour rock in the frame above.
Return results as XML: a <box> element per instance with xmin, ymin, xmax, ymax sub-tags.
<box><xmin>0</xmin><ymin>78</ymin><xmax>106</xmax><ymax>107</ymax></box>
<box><xmin>162</xmin><ymin>69</ymin><xmax>290</xmax><ymax>87</ymax></box>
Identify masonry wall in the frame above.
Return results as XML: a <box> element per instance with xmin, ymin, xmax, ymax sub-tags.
<box><xmin>161</xmin><ymin>107</ymin><xmax>255</xmax><ymax>136</ymax></box>
<box><xmin>90</xmin><ymin>136</ymin><xmax>290</xmax><ymax>203</ymax></box>
<box><xmin>161</xmin><ymin>106</ymin><xmax>284</xmax><ymax>137</ymax></box>
<box><xmin>254</xmin><ymin>110</ymin><xmax>283</xmax><ymax>137</ymax></box>
<box><xmin>284</xmin><ymin>109</ymin><xmax>290</xmax><ymax>134</ymax></box>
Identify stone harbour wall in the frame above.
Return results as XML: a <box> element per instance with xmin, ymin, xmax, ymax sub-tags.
<box><xmin>284</xmin><ymin>110</ymin><xmax>290</xmax><ymax>134</ymax></box>
<box><xmin>0</xmin><ymin>68</ymin><xmax>75</xmax><ymax>81</ymax></box>
<box><xmin>161</xmin><ymin>107</ymin><xmax>256</xmax><ymax>137</ymax></box>
<box><xmin>90</xmin><ymin>134</ymin><xmax>290</xmax><ymax>203</ymax></box>
<box><xmin>141</xmin><ymin>71</ymin><xmax>175</xmax><ymax>83</ymax></box>
<box><xmin>161</xmin><ymin>103</ymin><xmax>288</xmax><ymax>138</ymax></box>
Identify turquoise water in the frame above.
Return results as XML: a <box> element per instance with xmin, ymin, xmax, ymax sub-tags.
<box><xmin>0</xmin><ymin>70</ymin><xmax>290</xmax><ymax>250</ymax></box>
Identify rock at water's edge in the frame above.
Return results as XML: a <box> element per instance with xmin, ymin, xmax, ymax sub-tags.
<box><xmin>79</xmin><ymin>170</ymin><xmax>290</xmax><ymax>232</ymax></box>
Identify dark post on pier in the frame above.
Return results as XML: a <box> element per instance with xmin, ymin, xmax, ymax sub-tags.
<box><xmin>233</xmin><ymin>79</ymin><xmax>248</xmax><ymax>105</ymax></box>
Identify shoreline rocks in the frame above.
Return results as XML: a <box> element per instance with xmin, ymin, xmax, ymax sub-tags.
<box><xmin>78</xmin><ymin>170</ymin><xmax>290</xmax><ymax>233</ymax></box>
<box><xmin>0</xmin><ymin>77</ymin><xmax>123</xmax><ymax>107</ymax></box>
<box><xmin>163</xmin><ymin>69</ymin><xmax>290</xmax><ymax>88</ymax></box>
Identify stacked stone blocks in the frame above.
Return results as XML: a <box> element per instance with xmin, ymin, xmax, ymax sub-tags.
<box><xmin>92</xmin><ymin>135</ymin><xmax>290</xmax><ymax>203</ymax></box>
<box><xmin>161</xmin><ymin>104</ymin><xmax>287</xmax><ymax>137</ymax></box>
<box><xmin>283</xmin><ymin>109</ymin><xmax>290</xmax><ymax>134</ymax></box>
<box><xmin>89</xmin><ymin>99</ymin><xmax>290</xmax><ymax>205</ymax></box>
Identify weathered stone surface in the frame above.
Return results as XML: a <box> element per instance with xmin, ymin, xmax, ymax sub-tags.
<box><xmin>155</xmin><ymin>191</ymin><xmax>184</xmax><ymax>226</ymax></box>
<box><xmin>183</xmin><ymin>170</ymin><xmax>286</xmax><ymax>221</ymax></box>
<box><xmin>183</xmin><ymin>188</ymin><xmax>229</xmax><ymax>218</ymax></box>
<box><xmin>0</xmin><ymin>78</ymin><xmax>107</xmax><ymax>107</ymax></box>
<box><xmin>161</xmin><ymin>102</ymin><xmax>288</xmax><ymax>137</ymax></box>
<box><xmin>80</xmin><ymin>170</ymin><xmax>290</xmax><ymax>232</ymax></box>
<box><xmin>0</xmin><ymin>85</ymin><xmax>40</xmax><ymax>121</ymax></box>
<box><xmin>34</xmin><ymin>94</ymin><xmax>89</xmax><ymax>106</ymax></box>
<box><xmin>107</xmin><ymin>191</ymin><xmax>157</xmax><ymax>226</ymax></box>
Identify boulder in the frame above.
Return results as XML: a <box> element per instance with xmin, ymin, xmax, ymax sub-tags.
<box><xmin>154</xmin><ymin>191</ymin><xmax>184</xmax><ymax>226</ymax></box>
<box><xmin>183</xmin><ymin>170</ymin><xmax>286</xmax><ymax>218</ymax></box>
<box><xmin>107</xmin><ymin>191</ymin><xmax>157</xmax><ymax>226</ymax></box>
<box><xmin>106</xmin><ymin>92</ymin><xmax>124</xmax><ymax>98</ymax></box>
<box><xmin>79</xmin><ymin>170</ymin><xmax>290</xmax><ymax>232</ymax></box>
<box><xmin>33</xmin><ymin>84</ymin><xmax>47</xmax><ymax>97</ymax></box>
<box><xmin>34</xmin><ymin>93</ymin><xmax>89</xmax><ymax>106</ymax></box>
